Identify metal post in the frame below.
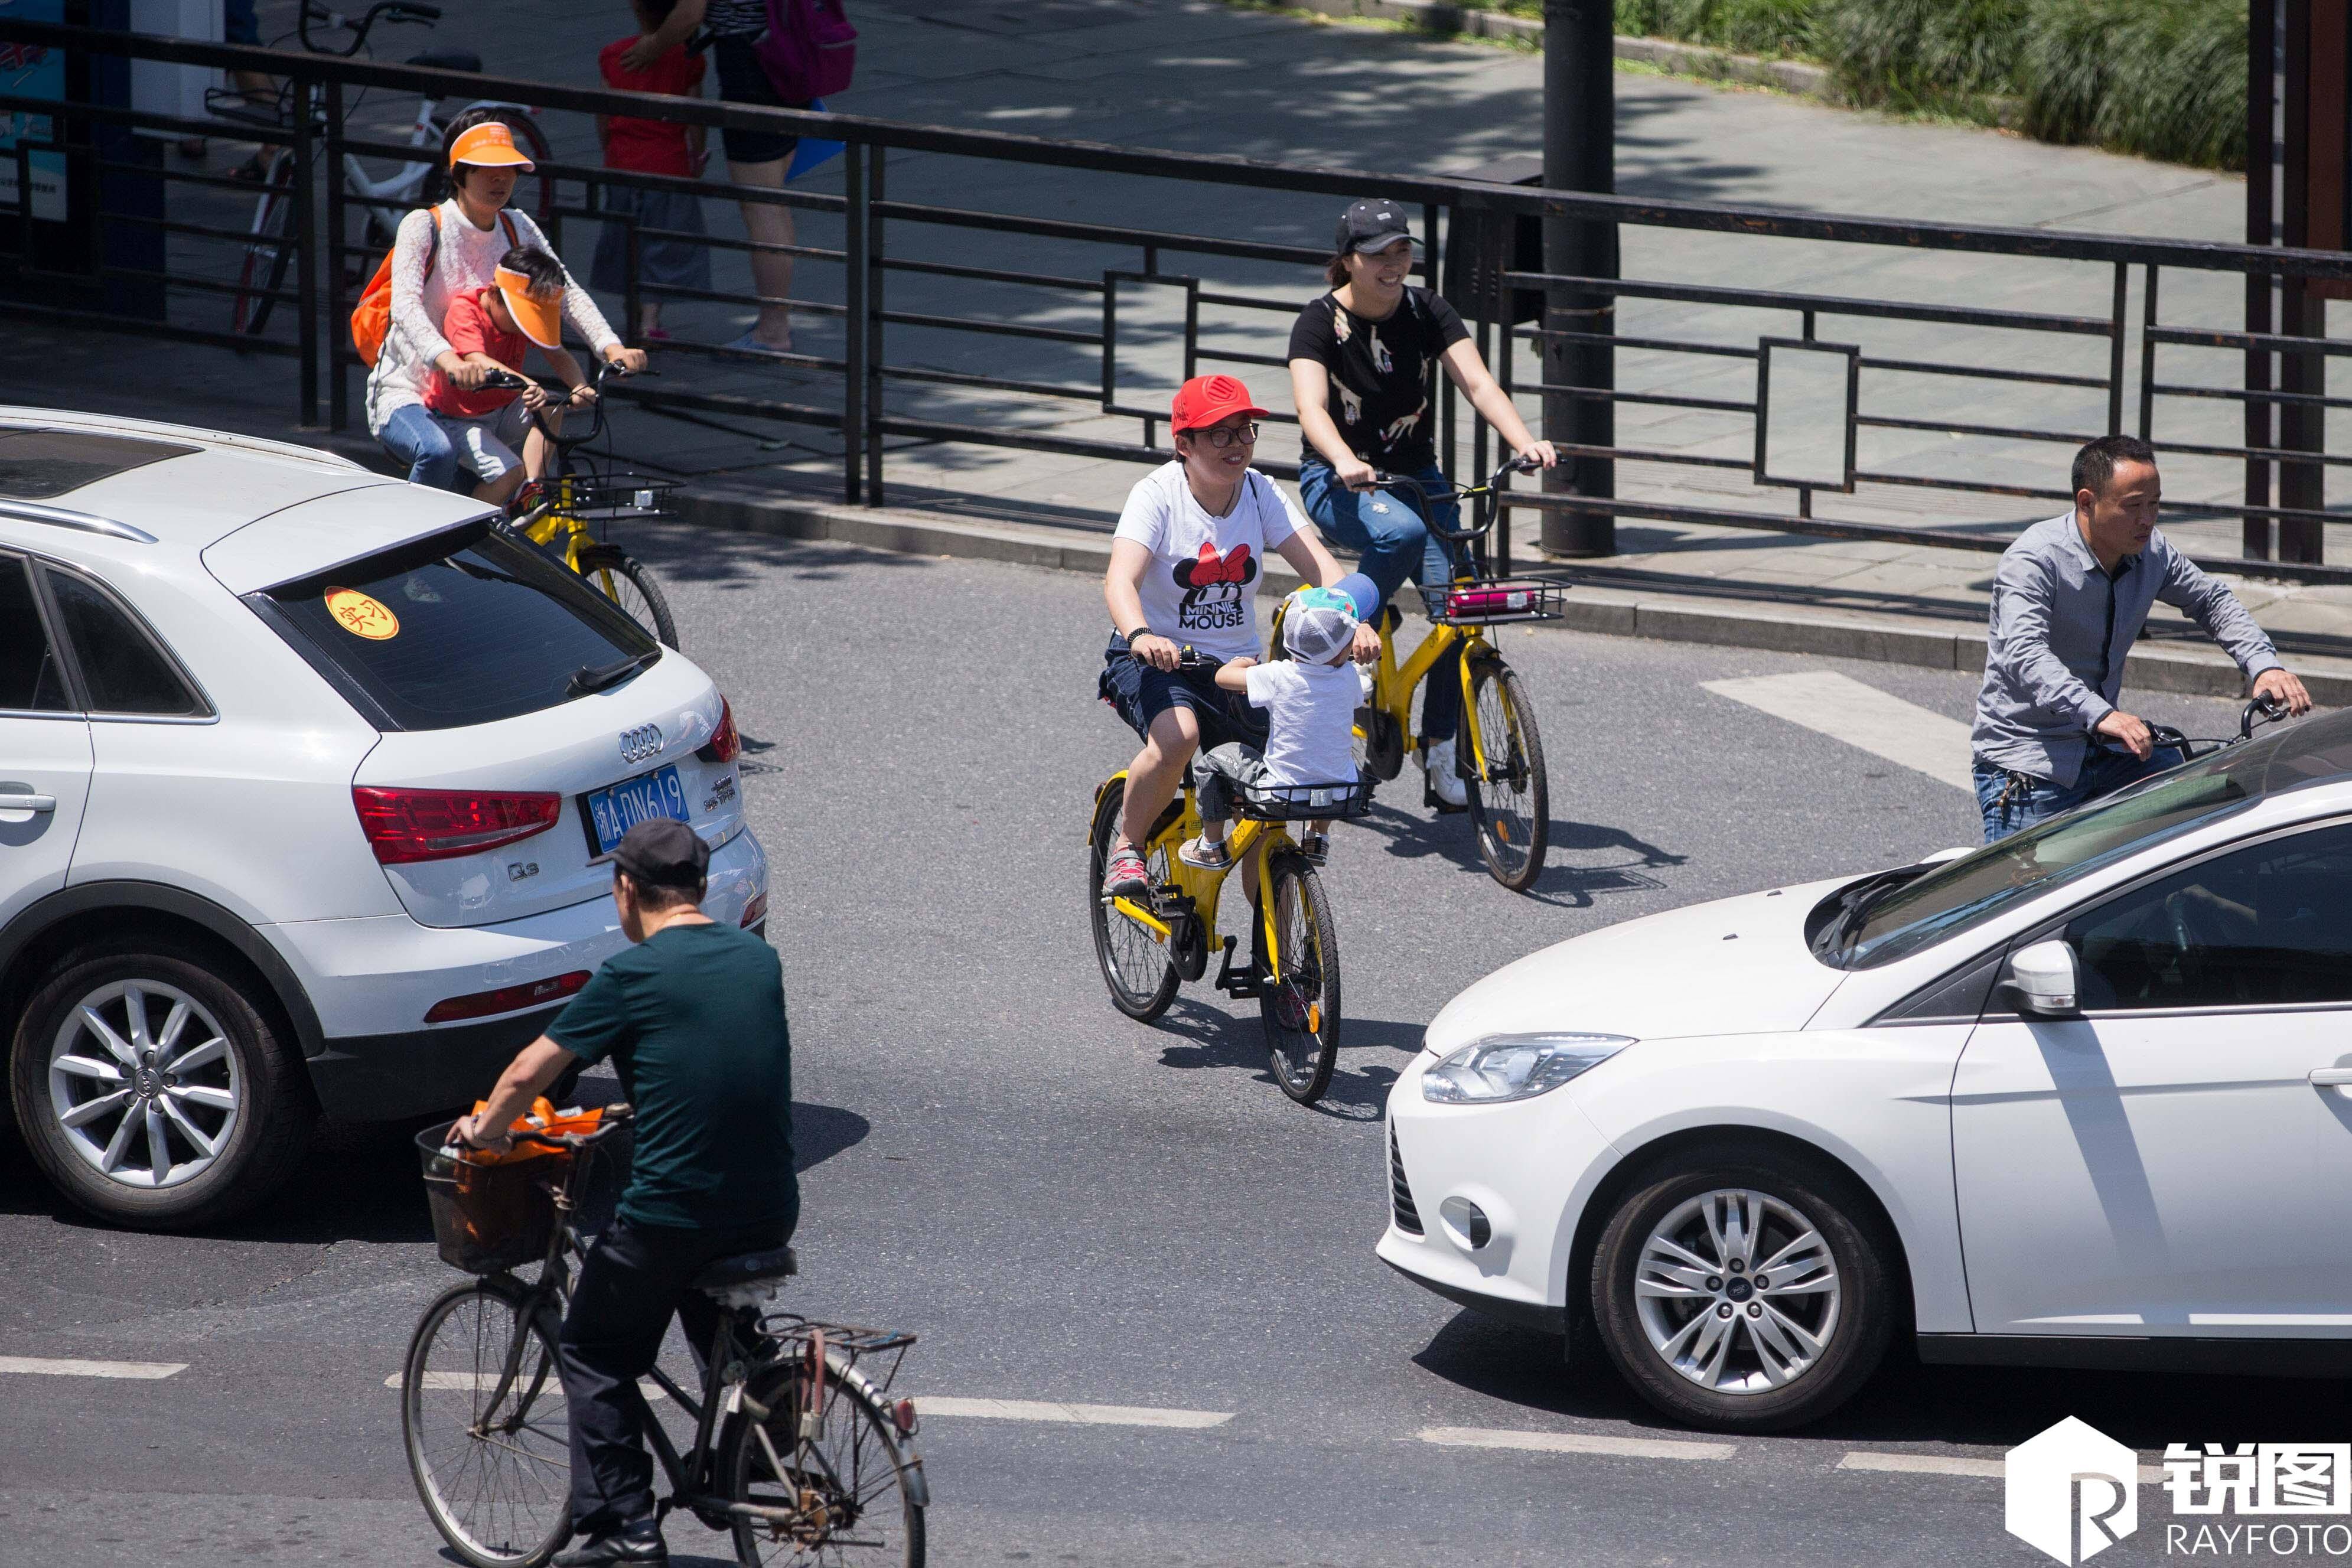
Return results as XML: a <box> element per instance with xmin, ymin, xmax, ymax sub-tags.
<box><xmin>2278</xmin><ymin>0</ymin><xmax>2324</xmax><ymax>563</ymax></box>
<box><xmin>1428</xmin><ymin>201</ymin><xmax>1452</xmax><ymax>481</ymax></box>
<box><xmin>1540</xmin><ymin>0</ymin><xmax>1616</xmax><ymax>557</ymax></box>
<box><xmin>2138</xmin><ymin>265</ymin><xmax>2159</xmax><ymax>441</ymax></box>
<box><xmin>842</xmin><ymin>142</ymin><xmax>866</xmax><ymax>505</ymax></box>
<box><xmin>865</xmin><ymin>149</ymin><xmax>886</xmax><ymax>506</ymax></box>
<box><xmin>2107</xmin><ymin>260</ymin><xmax>2128</xmax><ymax>434</ymax></box>
<box><xmin>292</xmin><ymin>76</ymin><xmax>318</xmax><ymax>426</ymax></box>
<box><xmin>325</xmin><ymin>77</ymin><xmax>348</xmax><ymax>432</ymax></box>
<box><xmin>2244</xmin><ymin>0</ymin><xmax>2276</xmax><ymax>558</ymax></box>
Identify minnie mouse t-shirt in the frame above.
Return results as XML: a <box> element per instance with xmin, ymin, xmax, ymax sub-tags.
<box><xmin>1113</xmin><ymin>461</ymin><xmax>1305</xmax><ymax>662</ymax></box>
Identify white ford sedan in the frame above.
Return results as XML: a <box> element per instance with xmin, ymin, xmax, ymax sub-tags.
<box><xmin>1381</xmin><ymin>709</ymin><xmax>2352</xmax><ymax>1431</ymax></box>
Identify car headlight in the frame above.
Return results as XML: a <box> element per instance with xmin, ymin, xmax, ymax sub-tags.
<box><xmin>1421</xmin><ymin>1032</ymin><xmax>1633</xmax><ymax>1104</ymax></box>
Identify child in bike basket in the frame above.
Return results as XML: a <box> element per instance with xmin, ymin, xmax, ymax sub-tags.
<box><xmin>422</xmin><ymin>246</ymin><xmax>597</xmax><ymax>507</ymax></box>
<box><xmin>1182</xmin><ymin>581</ymin><xmax>1374</xmax><ymax>871</ymax></box>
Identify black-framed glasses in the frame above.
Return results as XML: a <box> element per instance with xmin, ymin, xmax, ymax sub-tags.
<box><xmin>1194</xmin><ymin>422</ymin><xmax>1259</xmax><ymax>449</ymax></box>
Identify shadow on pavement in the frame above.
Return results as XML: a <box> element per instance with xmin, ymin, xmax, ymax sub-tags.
<box><xmin>1412</xmin><ymin>1308</ymin><xmax>2352</xmax><ymax>1446</ymax></box>
<box><xmin>1149</xmin><ymin>998</ymin><xmax>1414</xmax><ymax>1121</ymax></box>
<box><xmin>1351</xmin><ymin>804</ymin><xmax>1687</xmax><ymax>908</ymax></box>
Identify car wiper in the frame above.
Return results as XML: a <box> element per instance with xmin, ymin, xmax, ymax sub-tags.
<box><xmin>567</xmin><ymin>649</ymin><xmax>658</xmax><ymax>697</ymax></box>
<box><xmin>1816</xmin><ymin>868</ymin><xmax>1918</xmax><ymax>959</ymax></box>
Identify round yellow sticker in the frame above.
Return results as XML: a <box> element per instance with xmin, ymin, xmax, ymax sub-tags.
<box><xmin>324</xmin><ymin>588</ymin><xmax>399</xmax><ymax>641</ymax></box>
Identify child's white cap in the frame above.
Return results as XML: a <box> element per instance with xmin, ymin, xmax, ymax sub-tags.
<box><xmin>1282</xmin><ymin>585</ymin><xmax>1360</xmax><ymax>663</ymax></box>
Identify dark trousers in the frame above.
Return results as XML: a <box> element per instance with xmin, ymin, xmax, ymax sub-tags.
<box><xmin>558</xmin><ymin>1215</ymin><xmax>793</xmax><ymax>1537</ymax></box>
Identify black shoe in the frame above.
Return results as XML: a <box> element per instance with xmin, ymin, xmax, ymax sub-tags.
<box><xmin>555</xmin><ymin>1527</ymin><xmax>667</xmax><ymax>1566</ymax></box>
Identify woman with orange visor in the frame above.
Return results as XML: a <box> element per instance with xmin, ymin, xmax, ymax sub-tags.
<box><xmin>368</xmin><ymin>109</ymin><xmax>649</xmax><ymax>492</ymax></box>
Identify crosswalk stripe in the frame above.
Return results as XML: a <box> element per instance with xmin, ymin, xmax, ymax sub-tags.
<box><xmin>1418</xmin><ymin>1426</ymin><xmax>1735</xmax><ymax>1462</ymax></box>
<box><xmin>0</xmin><ymin>1356</ymin><xmax>186</xmax><ymax>1380</ymax></box>
<box><xmin>916</xmin><ymin>1397</ymin><xmax>1232</xmax><ymax>1429</ymax></box>
<box><xmin>387</xmin><ymin>1372</ymin><xmax>666</xmax><ymax>1401</ymax></box>
<box><xmin>1702</xmin><ymin>670</ymin><xmax>1975</xmax><ymax>791</ymax></box>
<box><xmin>1840</xmin><ymin>1450</ymin><xmax>2168</xmax><ymax>1484</ymax></box>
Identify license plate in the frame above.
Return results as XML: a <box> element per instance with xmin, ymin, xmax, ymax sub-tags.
<box><xmin>584</xmin><ymin>764</ymin><xmax>690</xmax><ymax>855</ymax></box>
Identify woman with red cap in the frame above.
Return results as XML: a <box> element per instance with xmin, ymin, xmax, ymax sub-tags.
<box><xmin>369</xmin><ymin>110</ymin><xmax>649</xmax><ymax>491</ymax></box>
<box><xmin>1096</xmin><ymin>374</ymin><xmax>1379</xmax><ymax>901</ymax></box>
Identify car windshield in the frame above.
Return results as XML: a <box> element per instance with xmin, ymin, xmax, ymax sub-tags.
<box><xmin>253</xmin><ymin>519</ymin><xmax>656</xmax><ymax>731</ymax></box>
<box><xmin>1820</xmin><ymin>711</ymin><xmax>2352</xmax><ymax>969</ymax></box>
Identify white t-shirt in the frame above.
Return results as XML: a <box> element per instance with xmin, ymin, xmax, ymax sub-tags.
<box><xmin>1245</xmin><ymin>660</ymin><xmax>1361</xmax><ymax>791</ymax></box>
<box><xmin>1112</xmin><ymin>463</ymin><xmax>1305</xmax><ymax>661</ymax></box>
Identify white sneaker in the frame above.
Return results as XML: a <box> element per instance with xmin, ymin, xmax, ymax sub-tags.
<box><xmin>1423</xmin><ymin>737</ymin><xmax>1468</xmax><ymax>809</ymax></box>
<box><xmin>1358</xmin><ymin>663</ymin><xmax>1376</xmax><ymax>703</ymax></box>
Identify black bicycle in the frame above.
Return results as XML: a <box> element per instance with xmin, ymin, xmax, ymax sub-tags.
<box><xmin>403</xmin><ymin>1109</ymin><xmax>926</xmax><ymax>1567</ymax></box>
<box><xmin>2142</xmin><ymin>694</ymin><xmax>2292</xmax><ymax>762</ymax></box>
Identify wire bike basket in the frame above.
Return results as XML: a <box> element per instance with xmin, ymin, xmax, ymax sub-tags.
<box><xmin>1234</xmin><ymin>778</ymin><xmax>1376</xmax><ymax>822</ymax></box>
<box><xmin>549</xmin><ymin>474</ymin><xmax>681</xmax><ymax>522</ymax></box>
<box><xmin>415</xmin><ymin>1115</ymin><xmax>634</xmax><ymax>1274</ymax></box>
<box><xmin>1431</xmin><ymin>579</ymin><xmax>1566</xmax><ymax>627</ymax></box>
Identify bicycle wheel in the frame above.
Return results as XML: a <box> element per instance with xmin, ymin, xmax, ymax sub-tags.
<box><xmin>719</xmin><ymin>1352</ymin><xmax>925</xmax><ymax>1567</ymax></box>
<box><xmin>401</xmin><ymin>1278</ymin><xmax>574</xmax><ymax>1568</ymax></box>
<box><xmin>232</xmin><ymin>157</ymin><xmax>298</xmax><ymax>335</ymax></box>
<box><xmin>1255</xmin><ymin>850</ymin><xmax>1340</xmax><ymax>1104</ymax></box>
<box><xmin>1088</xmin><ymin>779</ymin><xmax>1178</xmax><ymax>1023</ymax></box>
<box><xmin>577</xmin><ymin>543</ymin><xmax>680</xmax><ymax>648</ymax></box>
<box><xmin>1464</xmin><ymin>656</ymin><xmax>1550</xmax><ymax>894</ymax></box>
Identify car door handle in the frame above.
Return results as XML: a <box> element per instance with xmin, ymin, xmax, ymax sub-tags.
<box><xmin>2309</xmin><ymin>1069</ymin><xmax>2352</xmax><ymax>1087</ymax></box>
<box><xmin>0</xmin><ymin>793</ymin><xmax>56</xmax><ymax>812</ymax></box>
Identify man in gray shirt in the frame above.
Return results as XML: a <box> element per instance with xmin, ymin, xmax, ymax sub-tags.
<box><xmin>1972</xmin><ymin>435</ymin><xmax>2311</xmax><ymax>842</ymax></box>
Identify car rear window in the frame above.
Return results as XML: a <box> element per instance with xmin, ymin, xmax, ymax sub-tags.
<box><xmin>253</xmin><ymin>520</ymin><xmax>657</xmax><ymax>731</ymax></box>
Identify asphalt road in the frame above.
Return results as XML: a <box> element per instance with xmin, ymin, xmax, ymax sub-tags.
<box><xmin>1</xmin><ymin>532</ymin><xmax>2335</xmax><ymax>1568</ymax></box>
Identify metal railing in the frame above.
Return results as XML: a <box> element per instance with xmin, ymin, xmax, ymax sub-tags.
<box><xmin>6</xmin><ymin>21</ymin><xmax>2352</xmax><ymax>584</ymax></box>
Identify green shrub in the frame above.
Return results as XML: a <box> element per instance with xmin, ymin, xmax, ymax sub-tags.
<box><xmin>1614</xmin><ymin>0</ymin><xmax>1820</xmax><ymax>57</ymax></box>
<box><xmin>1812</xmin><ymin>0</ymin><xmax>2028</xmax><ymax>106</ymax></box>
<box><xmin>2014</xmin><ymin>0</ymin><xmax>2245</xmax><ymax>167</ymax></box>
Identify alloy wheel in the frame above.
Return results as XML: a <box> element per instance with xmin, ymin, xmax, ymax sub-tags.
<box><xmin>45</xmin><ymin>979</ymin><xmax>241</xmax><ymax>1191</ymax></box>
<box><xmin>1632</xmin><ymin>1187</ymin><xmax>1842</xmax><ymax>1394</ymax></box>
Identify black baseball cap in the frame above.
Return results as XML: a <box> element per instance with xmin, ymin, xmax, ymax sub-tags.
<box><xmin>590</xmin><ymin>817</ymin><xmax>711</xmax><ymax>889</ymax></box>
<box><xmin>1335</xmin><ymin>198</ymin><xmax>1416</xmax><ymax>256</ymax></box>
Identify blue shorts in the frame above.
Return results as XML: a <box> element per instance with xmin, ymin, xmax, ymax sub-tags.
<box><xmin>1097</xmin><ymin>633</ymin><xmax>1268</xmax><ymax>752</ymax></box>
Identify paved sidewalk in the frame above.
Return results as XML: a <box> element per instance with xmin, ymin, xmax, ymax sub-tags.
<box><xmin>10</xmin><ymin>0</ymin><xmax>2350</xmax><ymax>698</ymax></box>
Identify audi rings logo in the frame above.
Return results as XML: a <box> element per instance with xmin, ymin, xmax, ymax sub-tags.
<box><xmin>618</xmin><ymin>723</ymin><xmax>664</xmax><ymax>764</ymax></box>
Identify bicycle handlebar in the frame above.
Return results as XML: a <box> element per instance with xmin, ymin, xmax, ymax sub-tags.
<box><xmin>1364</xmin><ymin>454</ymin><xmax>1543</xmax><ymax>543</ymax></box>
<box><xmin>299</xmin><ymin>0</ymin><xmax>436</xmax><ymax>57</ymax></box>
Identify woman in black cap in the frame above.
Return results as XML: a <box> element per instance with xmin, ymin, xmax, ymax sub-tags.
<box><xmin>1287</xmin><ymin>197</ymin><xmax>1554</xmax><ymax>811</ymax></box>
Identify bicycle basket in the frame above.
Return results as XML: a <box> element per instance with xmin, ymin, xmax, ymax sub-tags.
<box><xmin>418</xmin><ymin>1125</ymin><xmax>565</xmax><ymax>1273</ymax></box>
<box><xmin>555</xmin><ymin>474</ymin><xmax>680</xmax><ymax>520</ymax></box>
<box><xmin>1433</xmin><ymin>579</ymin><xmax>1566</xmax><ymax>627</ymax></box>
<box><xmin>1234</xmin><ymin>778</ymin><xmax>1375</xmax><ymax>822</ymax></box>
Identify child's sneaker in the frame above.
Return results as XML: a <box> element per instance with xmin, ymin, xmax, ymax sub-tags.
<box><xmin>1299</xmin><ymin>830</ymin><xmax>1329</xmax><ymax>862</ymax></box>
<box><xmin>1101</xmin><ymin>844</ymin><xmax>1150</xmax><ymax>898</ymax></box>
<box><xmin>1178</xmin><ymin>834</ymin><xmax>1233</xmax><ymax>871</ymax></box>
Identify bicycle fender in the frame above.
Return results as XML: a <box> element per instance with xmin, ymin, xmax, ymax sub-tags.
<box><xmin>1091</xmin><ymin>771</ymin><xmax>1129</xmax><ymax>837</ymax></box>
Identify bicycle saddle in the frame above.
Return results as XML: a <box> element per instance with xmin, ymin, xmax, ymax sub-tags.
<box><xmin>406</xmin><ymin>48</ymin><xmax>483</xmax><ymax>72</ymax></box>
<box><xmin>692</xmin><ymin>1245</ymin><xmax>799</xmax><ymax>1292</ymax></box>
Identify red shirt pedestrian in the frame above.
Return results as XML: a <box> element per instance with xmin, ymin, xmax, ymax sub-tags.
<box><xmin>597</xmin><ymin>35</ymin><xmax>705</xmax><ymax>179</ymax></box>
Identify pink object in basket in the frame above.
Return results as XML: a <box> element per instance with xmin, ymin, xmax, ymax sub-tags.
<box><xmin>1448</xmin><ymin>586</ymin><xmax>1536</xmax><ymax>618</ymax></box>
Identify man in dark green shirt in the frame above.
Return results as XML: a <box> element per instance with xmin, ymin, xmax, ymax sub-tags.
<box><xmin>454</xmin><ymin>818</ymin><xmax>794</xmax><ymax>1566</ymax></box>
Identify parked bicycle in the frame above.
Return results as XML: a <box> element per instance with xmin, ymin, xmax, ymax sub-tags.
<box><xmin>1088</xmin><ymin>650</ymin><xmax>1371</xmax><ymax>1104</ymax></box>
<box><xmin>2144</xmin><ymin>694</ymin><xmax>2291</xmax><ymax>762</ymax></box>
<box><xmin>404</xmin><ymin>1105</ymin><xmax>927</xmax><ymax>1567</ymax></box>
<box><xmin>219</xmin><ymin>0</ymin><xmax>553</xmax><ymax>335</ymax></box>
<box><xmin>1298</xmin><ymin>455</ymin><xmax>1561</xmax><ymax>893</ymax></box>
<box><xmin>488</xmin><ymin>358</ymin><xmax>681</xmax><ymax>648</ymax></box>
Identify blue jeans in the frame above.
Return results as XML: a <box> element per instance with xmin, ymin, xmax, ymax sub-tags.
<box><xmin>1299</xmin><ymin>458</ymin><xmax>1465</xmax><ymax>742</ymax></box>
<box><xmin>377</xmin><ymin>402</ymin><xmax>462</xmax><ymax>491</ymax></box>
<box><xmin>1973</xmin><ymin>745</ymin><xmax>2185</xmax><ymax>843</ymax></box>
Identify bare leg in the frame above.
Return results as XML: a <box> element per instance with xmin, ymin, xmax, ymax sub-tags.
<box><xmin>1120</xmin><ymin>706</ymin><xmax>1200</xmax><ymax>856</ymax></box>
<box><xmin>728</xmin><ymin>155</ymin><xmax>794</xmax><ymax>349</ymax></box>
<box><xmin>522</xmin><ymin>409</ymin><xmax>562</xmax><ymax>481</ymax></box>
<box><xmin>474</xmin><ymin>468</ymin><xmax>526</xmax><ymax>507</ymax></box>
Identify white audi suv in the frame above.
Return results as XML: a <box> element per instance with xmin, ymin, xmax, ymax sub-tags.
<box><xmin>0</xmin><ymin>410</ymin><xmax>766</xmax><ymax>1228</ymax></box>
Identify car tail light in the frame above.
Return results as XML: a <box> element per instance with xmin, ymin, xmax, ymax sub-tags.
<box><xmin>425</xmin><ymin>970</ymin><xmax>591</xmax><ymax>1024</ymax></box>
<box><xmin>740</xmin><ymin>891</ymin><xmax>769</xmax><ymax>930</ymax></box>
<box><xmin>353</xmin><ymin>787</ymin><xmax>561</xmax><ymax>865</ymax></box>
<box><xmin>699</xmin><ymin>697</ymin><xmax>740</xmax><ymax>765</ymax></box>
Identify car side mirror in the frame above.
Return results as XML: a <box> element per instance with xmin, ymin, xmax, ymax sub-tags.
<box><xmin>2003</xmin><ymin>939</ymin><xmax>2080</xmax><ymax>1016</ymax></box>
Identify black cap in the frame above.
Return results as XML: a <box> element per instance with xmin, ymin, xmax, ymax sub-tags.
<box><xmin>590</xmin><ymin>817</ymin><xmax>710</xmax><ymax>889</ymax></box>
<box><xmin>1335</xmin><ymin>198</ymin><xmax>1416</xmax><ymax>256</ymax></box>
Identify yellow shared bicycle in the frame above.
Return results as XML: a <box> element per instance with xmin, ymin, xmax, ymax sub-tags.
<box><xmin>491</xmin><ymin>359</ymin><xmax>681</xmax><ymax>649</ymax></box>
<box><xmin>1307</xmin><ymin>457</ymin><xmax>1562</xmax><ymax>894</ymax></box>
<box><xmin>1087</xmin><ymin>653</ymin><xmax>1374</xmax><ymax>1106</ymax></box>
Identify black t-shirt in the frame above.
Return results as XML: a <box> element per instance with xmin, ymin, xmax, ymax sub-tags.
<box><xmin>548</xmin><ymin>921</ymin><xmax>796</xmax><ymax>1232</ymax></box>
<box><xmin>1286</xmin><ymin>286</ymin><xmax>1470</xmax><ymax>471</ymax></box>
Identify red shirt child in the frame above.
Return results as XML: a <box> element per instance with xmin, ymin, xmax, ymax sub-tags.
<box><xmin>425</xmin><ymin>287</ymin><xmax>530</xmax><ymax>419</ymax></box>
<box><xmin>597</xmin><ymin>34</ymin><xmax>706</xmax><ymax>179</ymax></box>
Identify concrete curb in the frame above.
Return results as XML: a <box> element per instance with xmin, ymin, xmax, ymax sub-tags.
<box><xmin>679</xmin><ymin>485</ymin><xmax>2352</xmax><ymax>708</ymax></box>
<box><xmin>1251</xmin><ymin>0</ymin><xmax>1838</xmax><ymax>99</ymax></box>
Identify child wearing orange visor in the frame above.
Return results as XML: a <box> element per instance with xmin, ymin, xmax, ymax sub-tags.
<box><xmin>421</xmin><ymin>246</ymin><xmax>595</xmax><ymax>507</ymax></box>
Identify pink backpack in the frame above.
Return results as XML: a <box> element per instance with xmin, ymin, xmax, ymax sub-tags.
<box><xmin>757</xmin><ymin>0</ymin><xmax>856</xmax><ymax>103</ymax></box>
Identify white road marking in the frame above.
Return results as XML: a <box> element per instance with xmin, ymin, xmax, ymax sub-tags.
<box><xmin>915</xmin><ymin>1397</ymin><xmax>1232</xmax><ymax>1429</ymax></box>
<box><xmin>387</xmin><ymin>1372</ymin><xmax>667</xmax><ymax>1401</ymax></box>
<box><xmin>1418</xmin><ymin>1426</ymin><xmax>1735</xmax><ymax>1462</ymax></box>
<box><xmin>1840</xmin><ymin>1451</ymin><xmax>2168</xmax><ymax>1484</ymax></box>
<box><xmin>1702</xmin><ymin>670</ymin><xmax>1975</xmax><ymax>791</ymax></box>
<box><xmin>0</xmin><ymin>1356</ymin><xmax>186</xmax><ymax>1380</ymax></box>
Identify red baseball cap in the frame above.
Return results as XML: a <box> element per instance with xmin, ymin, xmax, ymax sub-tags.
<box><xmin>1170</xmin><ymin>374</ymin><xmax>1268</xmax><ymax>435</ymax></box>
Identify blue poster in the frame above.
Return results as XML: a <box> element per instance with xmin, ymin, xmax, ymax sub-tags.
<box><xmin>0</xmin><ymin>0</ymin><xmax>68</xmax><ymax>221</ymax></box>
